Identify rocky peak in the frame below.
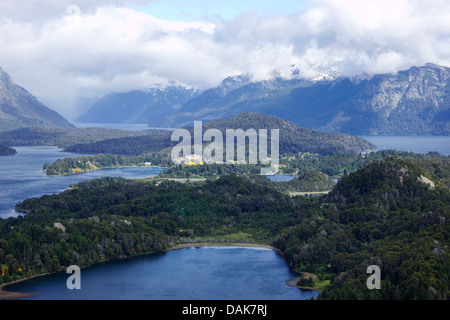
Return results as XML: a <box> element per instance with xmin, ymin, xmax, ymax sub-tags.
<box><xmin>218</xmin><ymin>73</ymin><xmax>251</xmax><ymax>96</ymax></box>
<box><xmin>0</xmin><ymin>66</ymin><xmax>74</xmax><ymax>131</ymax></box>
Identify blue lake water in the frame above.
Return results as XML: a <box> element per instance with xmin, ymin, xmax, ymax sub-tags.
<box><xmin>0</xmin><ymin>147</ymin><xmax>294</xmax><ymax>218</ymax></box>
<box><xmin>1</xmin><ymin>135</ymin><xmax>448</xmax><ymax>300</ymax></box>
<box><xmin>263</xmin><ymin>174</ymin><xmax>297</xmax><ymax>182</ymax></box>
<box><xmin>0</xmin><ymin>146</ymin><xmax>165</xmax><ymax>218</ymax></box>
<box><xmin>72</xmin><ymin>122</ymin><xmax>175</xmax><ymax>131</ymax></box>
<box><xmin>359</xmin><ymin>135</ymin><xmax>450</xmax><ymax>156</ymax></box>
<box><xmin>6</xmin><ymin>246</ymin><xmax>316</xmax><ymax>300</ymax></box>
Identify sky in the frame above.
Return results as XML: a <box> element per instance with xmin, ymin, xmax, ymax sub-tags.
<box><xmin>1</xmin><ymin>0</ymin><xmax>450</xmax><ymax>120</ymax></box>
<box><xmin>129</xmin><ymin>0</ymin><xmax>309</xmax><ymax>21</ymax></box>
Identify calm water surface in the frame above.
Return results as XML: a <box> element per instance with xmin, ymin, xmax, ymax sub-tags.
<box><xmin>6</xmin><ymin>246</ymin><xmax>317</xmax><ymax>300</ymax></box>
<box><xmin>0</xmin><ymin>147</ymin><xmax>294</xmax><ymax>218</ymax></box>
<box><xmin>73</xmin><ymin>122</ymin><xmax>175</xmax><ymax>131</ymax></box>
<box><xmin>2</xmin><ymin>136</ymin><xmax>448</xmax><ymax>300</ymax></box>
<box><xmin>0</xmin><ymin>146</ymin><xmax>164</xmax><ymax>218</ymax></box>
<box><xmin>359</xmin><ymin>135</ymin><xmax>450</xmax><ymax>156</ymax></box>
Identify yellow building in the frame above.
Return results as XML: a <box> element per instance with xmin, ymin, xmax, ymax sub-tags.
<box><xmin>184</xmin><ymin>154</ymin><xmax>204</xmax><ymax>166</ymax></box>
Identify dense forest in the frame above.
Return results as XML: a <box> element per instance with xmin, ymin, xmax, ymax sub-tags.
<box><xmin>160</xmin><ymin>165</ymin><xmax>335</xmax><ymax>192</ymax></box>
<box><xmin>158</xmin><ymin>163</ymin><xmax>261</xmax><ymax>178</ymax></box>
<box><xmin>0</xmin><ymin>127</ymin><xmax>169</xmax><ymax>149</ymax></box>
<box><xmin>64</xmin><ymin>132</ymin><xmax>174</xmax><ymax>155</ymax></box>
<box><xmin>1</xmin><ymin>156</ymin><xmax>449</xmax><ymax>299</ymax></box>
<box><xmin>186</xmin><ymin>112</ymin><xmax>376</xmax><ymax>155</ymax></box>
<box><xmin>278</xmin><ymin>169</ymin><xmax>336</xmax><ymax>192</ymax></box>
<box><xmin>1</xmin><ymin>175</ymin><xmax>296</xmax><ymax>284</ymax></box>
<box><xmin>44</xmin><ymin>148</ymin><xmax>449</xmax><ymax>181</ymax></box>
<box><xmin>43</xmin><ymin>153</ymin><xmax>172</xmax><ymax>176</ymax></box>
<box><xmin>273</xmin><ymin>157</ymin><xmax>450</xmax><ymax>299</ymax></box>
<box><xmin>281</xmin><ymin>149</ymin><xmax>448</xmax><ymax>177</ymax></box>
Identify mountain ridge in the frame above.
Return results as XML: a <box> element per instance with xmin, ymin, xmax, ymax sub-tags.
<box><xmin>65</xmin><ymin>112</ymin><xmax>376</xmax><ymax>156</ymax></box>
<box><xmin>77</xmin><ymin>63</ymin><xmax>450</xmax><ymax>135</ymax></box>
<box><xmin>0</xmin><ymin>67</ymin><xmax>75</xmax><ymax>132</ymax></box>
<box><xmin>76</xmin><ymin>81</ymin><xmax>200</xmax><ymax>124</ymax></box>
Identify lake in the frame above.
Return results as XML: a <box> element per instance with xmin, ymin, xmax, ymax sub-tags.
<box><xmin>5</xmin><ymin>246</ymin><xmax>317</xmax><ymax>300</ymax></box>
<box><xmin>73</xmin><ymin>122</ymin><xmax>176</xmax><ymax>131</ymax></box>
<box><xmin>359</xmin><ymin>135</ymin><xmax>450</xmax><ymax>156</ymax></box>
<box><xmin>0</xmin><ymin>146</ymin><xmax>315</xmax><ymax>300</ymax></box>
<box><xmin>1</xmin><ymin>135</ymin><xmax>448</xmax><ymax>300</ymax></box>
<box><xmin>0</xmin><ymin>146</ymin><xmax>165</xmax><ymax>218</ymax></box>
<box><xmin>0</xmin><ymin>146</ymin><xmax>295</xmax><ymax>219</ymax></box>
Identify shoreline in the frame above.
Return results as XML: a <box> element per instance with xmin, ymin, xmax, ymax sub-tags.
<box><xmin>0</xmin><ymin>242</ymin><xmax>295</xmax><ymax>300</ymax></box>
<box><xmin>0</xmin><ymin>274</ymin><xmax>44</xmax><ymax>300</ymax></box>
<box><xmin>167</xmin><ymin>242</ymin><xmax>277</xmax><ymax>251</ymax></box>
<box><xmin>288</xmin><ymin>190</ymin><xmax>331</xmax><ymax>197</ymax></box>
<box><xmin>285</xmin><ymin>276</ymin><xmax>323</xmax><ymax>293</ymax></box>
<box><xmin>45</xmin><ymin>164</ymin><xmax>165</xmax><ymax>177</ymax></box>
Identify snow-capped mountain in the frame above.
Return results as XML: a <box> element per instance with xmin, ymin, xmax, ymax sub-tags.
<box><xmin>76</xmin><ymin>81</ymin><xmax>200</xmax><ymax>124</ymax></box>
<box><xmin>78</xmin><ymin>63</ymin><xmax>450</xmax><ymax>135</ymax></box>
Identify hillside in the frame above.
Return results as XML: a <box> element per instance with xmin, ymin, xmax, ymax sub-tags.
<box><xmin>0</xmin><ymin>67</ymin><xmax>74</xmax><ymax>132</ymax></box>
<box><xmin>1</xmin><ymin>175</ymin><xmax>295</xmax><ymax>286</ymax></box>
<box><xmin>191</xmin><ymin>112</ymin><xmax>376</xmax><ymax>155</ymax></box>
<box><xmin>63</xmin><ymin>112</ymin><xmax>376</xmax><ymax>156</ymax></box>
<box><xmin>0</xmin><ymin>127</ymin><xmax>167</xmax><ymax>149</ymax></box>
<box><xmin>281</xmin><ymin>169</ymin><xmax>336</xmax><ymax>192</ymax></box>
<box><xmin>274</xmin><ymin>157</ymin><xmax>450</xmax><ymax>299</ymax></box>
<box><xmin>76</xmin><ymin>82</ymin><xmax>200</xmax><ymax>124</ymax></box>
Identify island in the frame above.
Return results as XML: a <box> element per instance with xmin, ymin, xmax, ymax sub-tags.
<box><xmin>0</xmin><ymin>145</ymin><xmax>16</xmax><ymax>156</ymax></box>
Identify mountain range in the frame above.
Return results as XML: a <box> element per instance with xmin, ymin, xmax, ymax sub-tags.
<box><xmin>0</xmin><ymin>67</ymin><xmax>74</xmax><ymax>132</ymax></box>
<box><xmin>77</xmin><ymin>63</ymin><xmax>450</xmax><ymax>135</ymax></box>
<box><xmin>76</xmin><ymin>81</ymin><xmax>200</xmax><ymax>125</ymax></box>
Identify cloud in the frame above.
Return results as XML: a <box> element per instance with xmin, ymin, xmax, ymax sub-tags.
<box><xmin>1</xmin><ymin>0</ymin><xmax>450</xmax><ymax>120</ymax></box>
<box><xmin>0</xmin><ymin>0</ymin><xmax>149</xmax><ymax>24</ymax></box>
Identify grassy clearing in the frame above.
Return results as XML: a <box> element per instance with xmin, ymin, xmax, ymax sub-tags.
<box><xmin>205</xmin><ymin>232</ymin><xmax>253</xmax><ymax>242</ymax></box>
<box><xmin>313</xmin><ymin>279</ymin><xmax>331</xmax><ymax>291</ymax></box>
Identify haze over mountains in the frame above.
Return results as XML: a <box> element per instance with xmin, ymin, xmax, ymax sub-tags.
<box><xmin>1</xmin><ymin>63</ymin><xmax>449</xmax><ymax>136</ymax></box>
<box><xmin>76</xmin><ymin>81</ymin><xmax>200</xmax><ymax>125</ymax></box>
<box><xmin>77</xmin><ymin>63</ymin><xmax>450</xmax><ymax>135</ymax></box>
<box><xmin>0</xmin><ymin>67</ymin><xmax>74</xmax><ymax>132</ymax></box>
